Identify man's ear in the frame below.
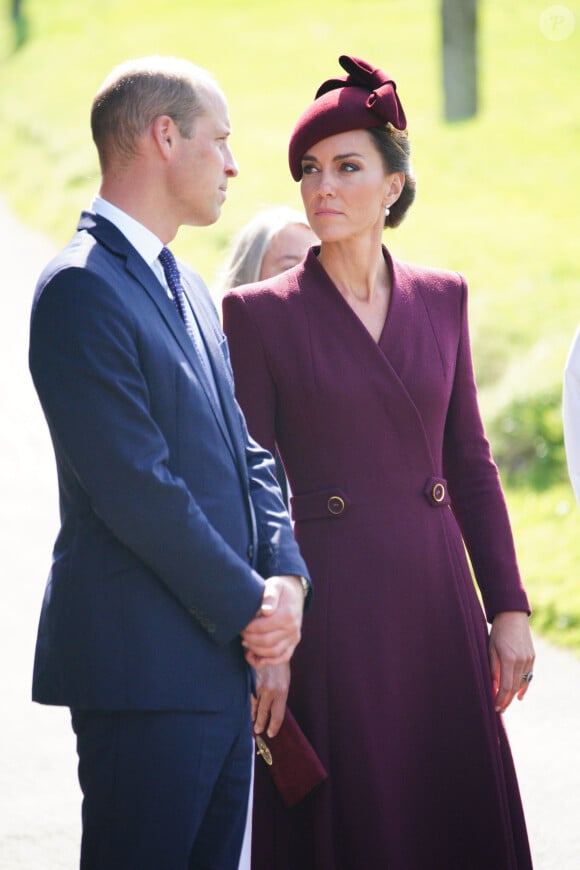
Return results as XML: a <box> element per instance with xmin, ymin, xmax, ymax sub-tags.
<box><xmin>151</xmin><ymin>115</ymin><xmax>175</xmax><ymax>159</ymax></box>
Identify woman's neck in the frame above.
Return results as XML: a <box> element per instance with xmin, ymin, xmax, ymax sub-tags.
<box><xmin>318</xmin><ymin>236</ymin><xmax>388</xmax><ymax>304</ymax></box>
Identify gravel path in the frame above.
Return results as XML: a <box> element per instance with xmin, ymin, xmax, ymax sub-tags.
<box><xmin>1</xmin><ymin>198</ymin><xmax>578</xmax><ymax>869</ymax></box>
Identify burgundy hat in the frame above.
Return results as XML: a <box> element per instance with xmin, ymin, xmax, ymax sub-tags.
<box><xmin>288</xmin><ymin>55</ymin><xmax>407</xmax><ymax>181</ymax></box>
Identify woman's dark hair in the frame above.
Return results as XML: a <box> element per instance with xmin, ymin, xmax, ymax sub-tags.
<box><xmin>367</xmin><ymin>124</ymin><xmax>416</xmax><ymax>228</ymax></box>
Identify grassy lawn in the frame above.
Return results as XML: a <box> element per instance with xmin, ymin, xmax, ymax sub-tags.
<box><xmin>507</xmin><ymin>481</ymin><xmax>580</xmax><ymax>651</ymax></box>
<box><xmin>1</xmin><ymin>0</ymin><xmax>579</xmax><ymax>652</ymax></box>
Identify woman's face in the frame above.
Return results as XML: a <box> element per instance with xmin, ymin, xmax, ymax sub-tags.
<box><xmin>299</xmin><ymin>129</ymin><xmax>401</xmax><ymax>244</ymax></box>
<box><xmin>259</xmin><ymin>223</ymin><xmax>318</xmax><ymax>280</ymax></box>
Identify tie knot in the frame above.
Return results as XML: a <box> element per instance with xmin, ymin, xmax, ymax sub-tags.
<box><xmin>159</xmin><ymin>246</ymin><xmax>181</xmax><ymax>294</ymax></box>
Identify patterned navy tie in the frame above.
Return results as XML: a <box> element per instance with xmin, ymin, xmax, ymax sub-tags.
<box><xmin>158</xmin><ymin>246</ymin><xmax>221</xmax><ymax>407</ymax></box>
<box><xmin>158</xmin><ymin>246</ymin><xmax>191</xmax><ymax>332</ymax></box>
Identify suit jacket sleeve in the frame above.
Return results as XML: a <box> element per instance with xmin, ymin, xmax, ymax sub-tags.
<box><xmin>221</xmin><ymin>288</ymin><xmax>312</xmax><ymax>605</ymax></box>
<box><xmin>30</xmin><ymin>265</ymin><xmax>287</xmax><ymax>645</ymax></box>
<box><xmin>441</xmin><ymin>278</ymin><xmax>530</xmax><ymax>621</ymax></box>
<box><xmin>182</xmin><ymin>265</ymin><xmax>307</xmax><ymax>585</ymax></box>
<box><xmin>223</xmin><ymin>345</ymin><xmax>306</xmax><ymax>582</ymax></box>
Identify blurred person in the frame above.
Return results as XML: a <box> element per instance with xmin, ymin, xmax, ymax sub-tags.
<box><xmin>216</xmin><ymin>205</ymin><xmax>318</xmax><ymax>291</ymax></box>
<box><xmin>28</xmin><ymin>55</ymin><xmax>310</xmax><ymax>870</ymax></box>
<box><xmin>563</xmin><ymin>325</ymin><xmax>580</xmax><ymax>506</ymax></box>
<box><xmin>223</xmin><ymin>55</ymin><xmax>534</xmax><ymax>869</ymax></box>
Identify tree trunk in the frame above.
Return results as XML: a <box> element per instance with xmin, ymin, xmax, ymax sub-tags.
<box><xmin>441</xmin><ymin>0</ymin><xmax>478</xmax><ymax>121</ymax></box>
<box><xmin>11</xmin><ymin>0</ymin><xmax>27</xmax><ymax>48</ymax></box>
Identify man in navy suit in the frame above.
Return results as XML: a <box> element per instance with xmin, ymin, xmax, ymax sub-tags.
<box><xmin>29</xmin><ymin>56</ymin><xmax>310</xmax><ymax>869</ymax></box>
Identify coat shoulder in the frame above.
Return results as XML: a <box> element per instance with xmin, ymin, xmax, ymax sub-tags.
<box><xmin>36</xmin><ymin>228</ymin><xmax>97</xmax><ymax>284</ymax></box>
<box><xmin>391</xmin><ymin>256</ymin><xmax>468</xmax><ymax>324</ymax></box>
<box><xmin>388</xmin><ymin>256</ymin><xmax>470</xmax><ymax>348</ymax></box>
<box><xmin>221</xmin><ymin>263</ymin><xmax>306</xmax><ymax>337</ymax></box>
<box><xmin>32</xmin><ymin>230</ymin><xmax>114</xmax><ymax>318</ymax></box>
<box><xmin>392</xmin><ymin>256</ymin><xmax>466</xmax><ymax>298</ymax></box>
<box><xmin>223</xmin><ymin>261</ymin><xmax>303</xmax><ymax>306</ymax></box>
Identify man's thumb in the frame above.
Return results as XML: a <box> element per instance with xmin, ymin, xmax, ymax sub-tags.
<box><xmin>260</xmin><ymin>581</ymin><xmax>280</xmax><ymax>615</ymax></box>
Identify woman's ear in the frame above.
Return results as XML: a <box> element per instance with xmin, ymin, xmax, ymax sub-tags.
<box><xmin>385</xmin><ymin>171</ymin><xmax>405</xmax><ymax>207</ymax></box>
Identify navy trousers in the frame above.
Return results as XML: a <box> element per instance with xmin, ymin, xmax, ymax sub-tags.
<box><xmin>71</xmin><ymin>699</ymin><xmax>252</xmax><ymax>870</ymax></box>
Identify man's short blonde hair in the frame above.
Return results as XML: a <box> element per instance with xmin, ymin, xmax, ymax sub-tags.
<box><xmin>91</xmin><ymin>55</ymin><xmax>218</xmax><ymax>171</ymax></box>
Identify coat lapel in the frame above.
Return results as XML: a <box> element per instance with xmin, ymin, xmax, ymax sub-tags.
<box><xmin>302</xmin><ymin>247</ymin><xmax>440</xmax><ymax>469</ymax></box>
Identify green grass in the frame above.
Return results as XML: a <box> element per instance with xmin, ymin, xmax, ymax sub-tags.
<box><xmin>1</xmin><ymin>0</ymin><xmax>579</xmax><ymax>653</ymax></box>
<box><xmin>507</xmin><ymin>482</ymin><xmax>580</xmax><ymax>652</ymax></box>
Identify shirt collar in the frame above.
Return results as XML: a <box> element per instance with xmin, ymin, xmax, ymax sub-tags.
<box><xmin>91</xmin><ymin>195</ymin><xmax>163</xmax><ymax>268</ymax></box>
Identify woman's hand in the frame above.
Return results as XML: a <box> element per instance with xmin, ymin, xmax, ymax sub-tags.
<box><xmin>488</xmin><ymin>611</ymin><xmax>535</xmax><ymax>713</ymax></box>
<box><xmin>252</xmin><ymin>662</ymin><xmax>290</xmax><ymax>738</ymax></box>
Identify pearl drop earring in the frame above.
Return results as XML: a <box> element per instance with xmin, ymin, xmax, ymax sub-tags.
<box><xmin>385</xmin><ymin>204</ymin><xmax>391</xmax><ymax>217</ymax></box>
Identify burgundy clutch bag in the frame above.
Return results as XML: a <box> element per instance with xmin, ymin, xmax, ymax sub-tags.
<box><xmin>255</xmin><ymin>707</ymin><xmax>328</xmax><ymax>808</ymax></box>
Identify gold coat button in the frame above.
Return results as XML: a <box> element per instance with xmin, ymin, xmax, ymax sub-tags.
<box><xmin>432</xmin><ymin>482</ymin><xmax>446</xmax><ymax>503</ymax></box>
<box><xmin>327</xmin><ymin>496</ymin><xmax>345</xmax><ymax>516</ymax></box>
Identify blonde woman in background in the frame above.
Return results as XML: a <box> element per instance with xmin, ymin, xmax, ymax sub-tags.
<box><xmin>217</xmin><ymin>205</ymin><xmax>318</xmax><ymax>291</ymax></box>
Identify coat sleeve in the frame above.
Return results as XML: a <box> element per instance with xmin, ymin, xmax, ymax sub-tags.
<box><xmin>442</xmin><ymin>278</ymin><xmax>530</xmax><ymax>622</ymax></box>
<box><xmin>30</xmin><ymin>267</ymin><xmax>266</xmax><ymax>646</ymax></box>
<box><xmin>221</xmin><ymin>289</ymin><xmax>312</xmax><ymax>608</ymax></box>
<box><xmin>242</xmin><ymin>418</ymin><xmax>308</xmax><ymax>582</ymax></box>
<box><xmin>222</xmin><ymin>289</ymin><xmax>278</xmax><ymax>456</ymax></box>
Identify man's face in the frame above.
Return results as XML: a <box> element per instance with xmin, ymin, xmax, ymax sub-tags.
<box><xmin>169</xmin><ymin>85</ymin><xmax>238</xmax><ymax>227</ymax></box>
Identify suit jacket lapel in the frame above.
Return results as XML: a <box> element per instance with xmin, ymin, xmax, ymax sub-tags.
<box><xmin>81</xmin><ymin>212</ymin><xmax>240</xmax><ymax>467</ymax></box>
<box><xmin>181</xmin><ymin>276</ymin><xmax>249</xmax><ymax>479</ymax></box>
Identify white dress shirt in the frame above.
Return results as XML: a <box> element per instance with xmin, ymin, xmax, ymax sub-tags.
<box><xmin>92</xmin><ymin>195</ymin><xmax>167</xmax><ymax>289</ymax></box>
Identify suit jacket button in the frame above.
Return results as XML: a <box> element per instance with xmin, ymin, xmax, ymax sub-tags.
<box><xmin>247</xmin><ymin>544</ymin><xmax>254</xmax><ymax>562</ymax></box>
<box><xmin>327</xmin><ymin>496</ymin><xmax>345</xmax><ymax>516</ymax></box>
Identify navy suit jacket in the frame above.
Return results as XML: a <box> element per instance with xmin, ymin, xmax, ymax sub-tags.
<box><xmin>29</xmin><ymin>212</ymin><xmax>308</xmax><ymax>711</ymax></box>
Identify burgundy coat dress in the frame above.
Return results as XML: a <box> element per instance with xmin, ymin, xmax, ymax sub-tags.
<box><xmin>222</xmin><ymin>247</ymin><xmax>533</xmax><ymax>870</ymax></box>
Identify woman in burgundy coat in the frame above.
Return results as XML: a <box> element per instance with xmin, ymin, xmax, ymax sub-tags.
<box><xmin>222</xmin><ymin>55</ymin><xmax>535</xmax><ymax>870</ymax></box>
